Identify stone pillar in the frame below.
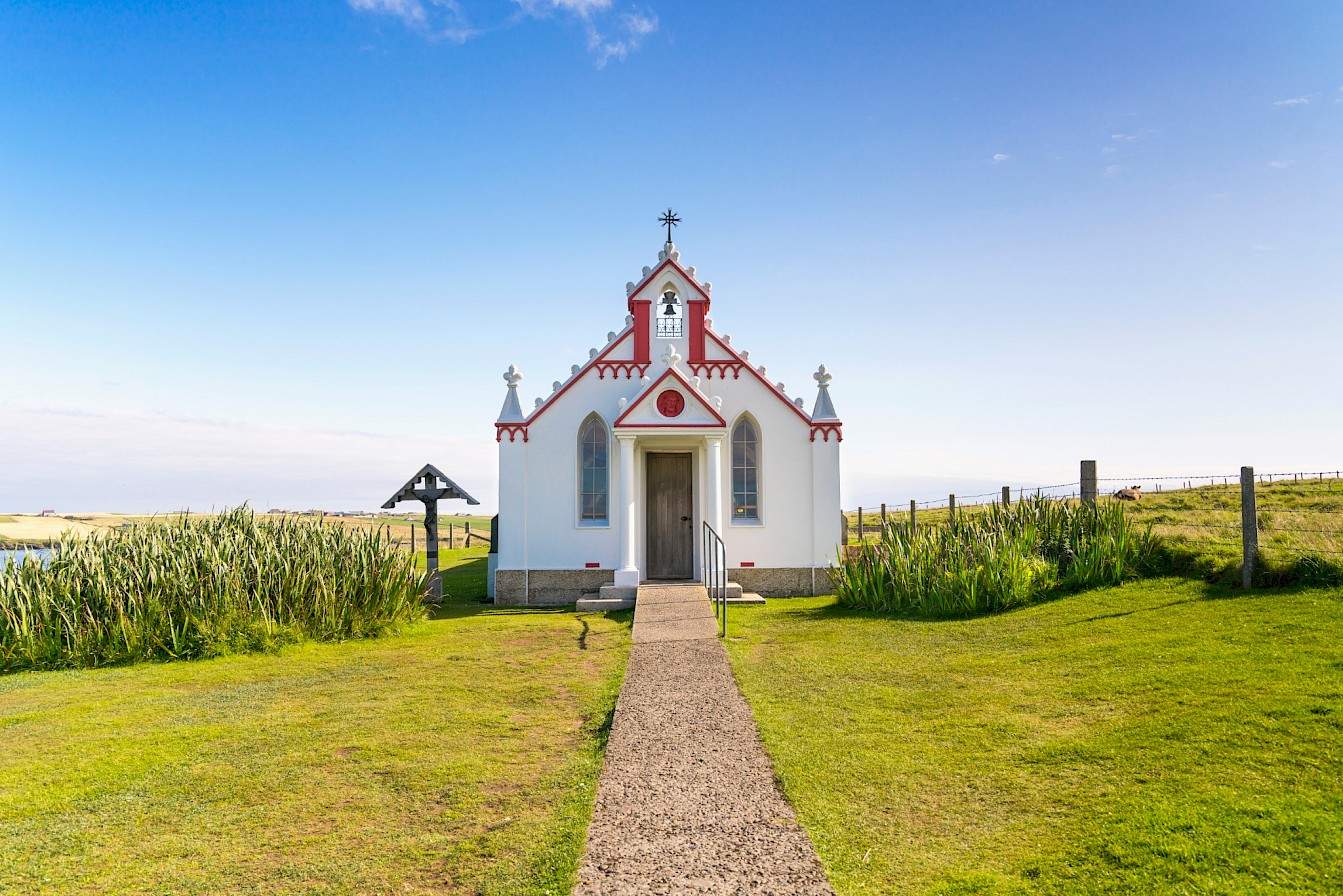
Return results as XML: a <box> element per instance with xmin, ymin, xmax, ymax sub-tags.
<box><xmin>615</xmin><ymin>435</ymin><xmax>640</xmax><ymax>588</ymax></box>
<box><xmin>706</xmin><ymin>435</ymin><xmax>724</xmax><ymax>535</ymax></box>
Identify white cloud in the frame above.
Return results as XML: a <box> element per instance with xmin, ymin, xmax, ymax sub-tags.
<box><xmin>513</xmin><ymin>0</ymin><xmax>657</xmax><ymax>66</ymax></box>
<box><xmin>348</xmin><ymin>0</ymin><xmax>480</xmax><ymax>43</ymax></box>
<box><xmin>1111</xmin><ymin>133</ymin><xmax>1139</xmax><ymax>142</ymax></box>
<box><xmin>350</xmin><ymin>0</ymin><xmax>658</xmax><ymax>62</ymax></box>
<box><xmin>1273</xmin><ymin>96</ymin><xmax>1311</xmax><ymax>106</ymax></box>
<box><xmin>991</xmin><ymin>153</ymin><xmax>1010</xmax><ymax>165</ymax></box>
<box><xmin>1102</xmin><ymin>164</ymin><xmax>1122</xmax><ymax>178</ymax></box>
<box><xmin>1268</xmin><ymin>159</ymin><xmax>1296</xmax><ymax>169</ymax></box>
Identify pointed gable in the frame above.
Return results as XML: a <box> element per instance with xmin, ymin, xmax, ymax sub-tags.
<box><xmin>614</xmin><ymin>364</ymin><xmax>727</xmax><ymax>430</ymax></box>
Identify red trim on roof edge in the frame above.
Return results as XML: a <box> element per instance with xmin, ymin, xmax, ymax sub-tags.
<box><xmin>626</xmin><ymin>257</ymin><xmax>712</xmax><ymax>313</ymax></box>
<box><xmin>522</xmin><ymin>325</ymin><xmax>635</xmax><ymax>427</ymax></box>
<box><xmin>703</xmin><ymin>330</ymin><xmax>824</xmax><ymax>427</ymax></box>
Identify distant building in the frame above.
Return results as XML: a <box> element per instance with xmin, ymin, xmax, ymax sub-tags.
<box><xmin>39</xmin><ymin>509</ymin><xmax>57</xmax><ymax>517</ymax></box>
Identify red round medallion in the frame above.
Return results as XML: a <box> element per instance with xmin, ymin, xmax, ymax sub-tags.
<box><xmin>656</xmin><ymin>390</ymin><xmax>685</xmax><ymax>418</ymax></box>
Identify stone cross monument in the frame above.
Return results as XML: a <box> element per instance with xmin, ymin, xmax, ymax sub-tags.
<box><xmin>383</xmin><ymin>464</ymin><xmax>480</xmax><ymax>601</ymax></box>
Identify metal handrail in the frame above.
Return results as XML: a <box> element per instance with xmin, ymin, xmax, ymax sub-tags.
<box><xmin>701</xmin><ymin>522</ymin><xmax>727</xmax><ymax>638</ymax></box>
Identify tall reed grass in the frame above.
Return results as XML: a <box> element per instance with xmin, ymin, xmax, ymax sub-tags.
<box><xmin>0</xmin><ymin>508</ymin><xmax>428</xmax><ymax>672</ymax></box>
<box><xmin>834</xmin><ymin>498</ymin><xmax>1157</xmax><ymax>616</ymax></box>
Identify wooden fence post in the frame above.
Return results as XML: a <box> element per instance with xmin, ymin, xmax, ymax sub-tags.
<box><xmin>465</xmin><ymin>522</ymin><xmax>472</xmax><ymax>547</ymax></box>
<box><xmin>1241</xmin><ymin>466</ymin><xmax>1258</xmax><ymax>589</ymax></box>
<box><xmin>448</xmin><ymin>523</ymin><xmax>454</xmax><ymax>549</ymax></box>
<box><xmin>909</xmin><ymin>499</ymin><xmax>917</xmax><ymax>533</ymax></box>
<box><xmin>1002</xmin><ymin>486</ymin><xmax>1011</xmax><ymax>506</ymax></box>
<box><xmin>880</xmin><ymin>502</ymin><xmax>887</xmax><ymax>533</ymax></box>
<box><xmin>857</xmin><ymin>507</ymin><xmax>864</xmax><ymax>542</ymax></box>
<box><xmin>411</xmin><ymin>524</ymin><xmax>416</xmax><ymax>555</ymax></box>
<box><xmin>948</xmin><ymin>494</ymin><xmax>956</xmax><ymax>520</ymax></box>
<box><xmin>1080</xmin><ymin>460</ymin><xmax>1097</xmax><ymax>504</ymax></box>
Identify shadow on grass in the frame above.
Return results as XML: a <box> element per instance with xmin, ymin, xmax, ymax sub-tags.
<box><xmin>759</xmin><ymin>578</ymin><xmax>1298</xmax><ymax>628</ymax></box>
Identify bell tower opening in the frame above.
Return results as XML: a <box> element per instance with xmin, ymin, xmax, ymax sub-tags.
<box><xmin>656</xmin><ymin>287</ymin><xmax>683</xmax><ymax>338</ymax></box>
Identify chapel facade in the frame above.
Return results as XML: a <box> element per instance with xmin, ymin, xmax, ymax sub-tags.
<box><xmin>491</xmin><ymin>235</ymin><xmax>842</xmax><ymax>605</ymax></box>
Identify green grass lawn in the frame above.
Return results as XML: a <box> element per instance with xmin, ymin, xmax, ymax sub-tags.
<box><xmin>726</xmin><ymin>579</ymin><xmax>1343</xmax><ymax>894</ymax></box>
<box><xmin>0</xmin><ymin>596</ymin><xmax>632</xmax><ymax>894</ymax></box>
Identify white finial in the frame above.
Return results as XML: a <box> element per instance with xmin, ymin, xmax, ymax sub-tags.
<box><xmin>741</xmin><ymin>350</ymin><xmax>749</xmax><ymax>361</ymax></box>
<box><xmin>534</xmin><ymin>398</ymin><xmax>543</xmax><ymax>409</ymax></box>
<box><xmin>812</xmin><ymin>364</ymin><xmax>839</xmax><ymax>422</ymax></box>
<box><xmin>795</xmin><ymin>397</ymin><xmax>805</xmax><ymax>408</ymax></box>
<box><xmin>498</xmin><ymin>365</ymin><xmax>526</xmax><ymax>423</ymax></box>
<box><xmin>712</xmin><ymin>396</ymin><xmax>723</xmax><ymax>410</ymax></box>
<box><xmin>757</xmin><ymin>365</ymin><xmax>767</xmax><ymax>376</ymax></box>
<box><xmin>704</xmin><ymin>316</ymin><xmax>713</xmax><ymax>329</ymax></box>
<box><xmin>571</xmin><ymin>364</ymin><xmax>580</xmax><ymax>375</ymax></box>
<box><xmin>658</xmin><ymin>249</ymin><xmax>667</xmax><ymax>261</ymax></box>
<box><xmin>552</xmin><ymin>381</ymin><xmax>561</xmax><ymax>392</ymax></box>
<box><xmin>589</xmin><ymin>348</ymin><xmax>599</xmax><ymax>360</ymax></box>
<box><xmin>640</xmin><ymin>375</ymin><xmax>651</xmax><ymax>386</ymax></box>
<box><xmin>618</xmin><ymin>397</ymin><xmax>628</xmax><ymax>410</ymax></box>
<box><xmin>687</xmin><ymin>266</ymin><xmax>696</xmax><ymax>278</ymax></box>
<box><xmin>625</xmin><ymin>314</ymin><xmax>635</xmax><ymax>325</ymax></box>
<box><xmin>626</xmin><ymin>282</ymin><xmax>635</xmax><ymax>293</ymax></box>
<box><xmin>642</xmin><ymin>265</ymin><xmax>651</xmax><ymax>276</ymax></box>
<box><xmin>607</xmin><ymin>331</ymin><xmax>616</xmax><ymax>342</ymax></box>
<box><xmin>776</xmin><ymin>382</ymin><xmax>785</xmax><ymax>392</ymax></box>
<box><xmin>704</xmin><ymin>282</ymin><xmax>712</xmax><ymax>293</ymax></box>
<box><xmin>723</xmin><ymin>334</ymin><xmax>732</xmax><ymax>345</ymax></box>
<box><xmin>661</xmin><ymin>343</ymin><xmax>683</xmax><ymax>368</ymax></box>
<box><xmin>669</xmin><ymin>249</ymin><xmax>680</xmax><ymax>262</ymax></box>
<box><xmin>691</xmin><ymin>375</ymin><xmax>702</xmax><ymax>389</ymax></box>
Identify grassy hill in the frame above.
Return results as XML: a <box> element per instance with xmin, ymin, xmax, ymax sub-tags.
<box><xmin>847</xmin><ymin>477</ymin><xmax>1343</xmax><ymax>585</ymax></box>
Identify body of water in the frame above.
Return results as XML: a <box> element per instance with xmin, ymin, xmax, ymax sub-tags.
<box><xmin>0</xmin><ymin>548</ymin><xmax>53</xmax><ymax>568</ymax></box>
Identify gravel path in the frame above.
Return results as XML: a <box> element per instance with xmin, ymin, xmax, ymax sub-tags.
<box><xmin>573</xmin><ymin>583</ymin><xmax>835</xmax><ymax>896</ymax></box>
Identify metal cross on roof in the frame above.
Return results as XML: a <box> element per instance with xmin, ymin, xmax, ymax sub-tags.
<box><xmin>659</xmin><ymin>208</ymin><xmax>681</xmax><ymax>242</ymax></box>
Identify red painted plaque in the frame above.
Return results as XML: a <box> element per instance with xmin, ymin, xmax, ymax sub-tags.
<box><xmin>656</xmin><ymin>389</ymin><xmax>685</xmax><ymax>418</ymax></box>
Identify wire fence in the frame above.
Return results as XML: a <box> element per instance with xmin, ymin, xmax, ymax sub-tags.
<box><xmin>844</xmin><ymin>464</ymin><xmax>1343</xmax><ymax>582</ymax></box>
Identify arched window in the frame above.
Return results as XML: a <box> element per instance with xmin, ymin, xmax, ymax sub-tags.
<box><xmin>578</xmin><ymin>415</ymin><xmax>609</xmax><ymax>524</ymax></box>
<box><xmin>731</xmin><ymin>416</ymin><xmax>760</xmax><ymax>521</ymax></box>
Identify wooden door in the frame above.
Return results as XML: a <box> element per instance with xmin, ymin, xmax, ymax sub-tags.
<box><xmin>646</xmin><ymin>453</ymin><xmax>694</xmax><ymax>579</ymax></box>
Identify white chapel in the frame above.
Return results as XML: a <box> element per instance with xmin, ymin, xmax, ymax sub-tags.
<box><xmin>491</xmin><ymin>228</ymin><xmax>842</xmax><ymax>605</ymax></box>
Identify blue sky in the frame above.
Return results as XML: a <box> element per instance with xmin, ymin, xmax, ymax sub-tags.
<box><xmin>2</xmin><ymin>1</ymin><xmax>1341</xmax><ymax>514</ymax></box>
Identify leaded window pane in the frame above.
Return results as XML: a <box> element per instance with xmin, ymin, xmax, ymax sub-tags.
<box><xmin>731</xmin><ymin>418</ymin><xmax>759</xmax><ymax>521</ymax></box>
<box><xmin>579</xmin><ymin>417</ymin><xmax>609</xmax><ymax>523</ymax></box>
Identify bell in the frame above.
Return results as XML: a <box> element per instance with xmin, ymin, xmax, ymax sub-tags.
<box><xmin>662</xmin><ymin>291</ymin><xmax>679</xmax><ymax>316</ymax></box>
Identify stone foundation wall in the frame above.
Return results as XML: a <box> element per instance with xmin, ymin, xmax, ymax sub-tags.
<box><xmin>731</xmin><ymin>567</ymin><xmax>835</xmax><ymax>597</ymax></box>
<box><xmin>493</xmin><ymin>569</ymin><xmax>615</xmax><ymax>606</ymax></box>
<box><xmin>495</xmin><ymin>567</ymin><xmax>834</xmax><ymax>604</ymax></box>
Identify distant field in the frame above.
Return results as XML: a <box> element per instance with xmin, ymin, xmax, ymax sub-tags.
<box><xmin>0</xmin><ymin>511</ymin><xmax>495</xmax><ymax>548</ymax></box>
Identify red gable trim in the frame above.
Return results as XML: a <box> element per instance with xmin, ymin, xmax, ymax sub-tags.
<box><xmin>613</xmin><ymin>365</ymin><xmax>728</xmax><ymax>428</ymax></box>
<box><xmin>626</xmin><ymin>257</ymin><xmax>712</xmax><ymax>313</ymax></box>
<box><xmin>522</xmin><ymin>325</ymin><xmax>635</xmax><ymax>427</ymax></box>
<box><xmin>703</xmin><ymin>330</ymin><xmax>825</xmax><ymax>427</ymax></box>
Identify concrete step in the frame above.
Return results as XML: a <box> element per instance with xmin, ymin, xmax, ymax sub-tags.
<box><xmin>724</xmin><ymin>592</ymin><xmax>766</xmax><ymax>605</ymax></box>
<box><xmin>576</xmin><ymin>583</ymin><xmax>637</xmax><ymax>612</ymax></box>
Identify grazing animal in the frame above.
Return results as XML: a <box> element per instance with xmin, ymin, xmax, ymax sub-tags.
<box><xmin>1114</xmin><ymin>486</ymin><xmax>1142</xmax><ymax>501</ymax></box>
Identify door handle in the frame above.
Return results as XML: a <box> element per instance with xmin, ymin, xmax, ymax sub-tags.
<box><xmin>681</xmin><ymin>516</ymin><xmax>691</xmax><ymax>522</ymax></box>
